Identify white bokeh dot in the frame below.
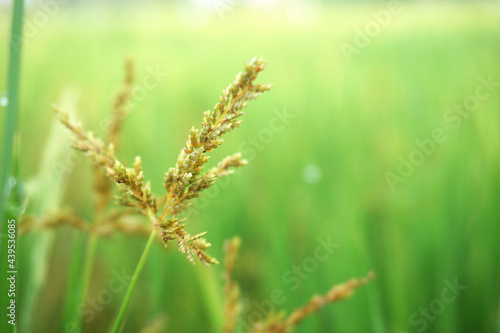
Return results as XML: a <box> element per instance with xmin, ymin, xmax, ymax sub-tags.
<box><xmin>302</xmin><ymin>165</ymin><xmax>322</xmax><ymax>184</ymax></box>
<box><xmin>1</xmin><ymin>92</ymin><xmax>8</xmax><ymax>107</ymax></box>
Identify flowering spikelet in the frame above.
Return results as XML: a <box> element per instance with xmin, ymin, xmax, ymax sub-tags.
<box><xmin>55</xmin><ymin>107</ymin><xmax>116</xmax><ymax>174</ymax></box>
<box><xmin>223</xmin><ymin>237</ymin><xmax>242</xmax><ymax>333</ymax></box>
<box><xmin>95</xmin><ymin>58</ymin><xmax>135</xmax><ymax>215</ymax></box>
<box><xmin>108</xmin><ymin>56</ymin><xmax>134</xmax><ymax>151</ymax></box>
<box><xmin>55</xmin><ymin>56</ymin><xmax>271</xmax><ymax>265</ymax></box>
<box><xmin>54</xmin><ymin>107</ymin><xmax>158</xmax><ymax>220</ymax></box>
<box><xmin>248</xmin><ymin>272</ymin><xmax>375</xmax><ymax>333</ymax></box>
<box><xmin>158</xmin><ymin>56</ymin><xmax>271</xmax><ymax>264</ymax></box>
<box><xmin>35</xmin><ymin>59</ymin><xmax>158</xmax><ymax>236</ymax></box>
<box><xmin>114</xmin><ymin>159</ymin><xmax>158</xmax><ymax>214</ymax></box>
<box><xmin>159</xmin><ymin>216</ymin><xmax>216</xmax><ymax>264</ymax></box>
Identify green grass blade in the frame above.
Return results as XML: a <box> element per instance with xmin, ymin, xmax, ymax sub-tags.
<box><xmin>1</xmin><ymin>1</ymin><xmax>24</xmax><ymax>332</ymax></box>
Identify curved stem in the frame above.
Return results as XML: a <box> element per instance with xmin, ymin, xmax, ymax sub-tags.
<box><xmin>110</xmin><ymin>228</ymin><xmax>157</xmax><ymax>333</ymax></box>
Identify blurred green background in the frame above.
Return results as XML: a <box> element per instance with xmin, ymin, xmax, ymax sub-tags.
<box><xmin>1</xmin><ymin>1</ymin><xmax>499</xmax><ymax>332</ymax></box>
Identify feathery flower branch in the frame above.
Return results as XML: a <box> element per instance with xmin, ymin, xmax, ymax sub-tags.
<box><xmin>221</xmin><ymin>236</ymin><xmax>374</xmax><ymax>333</ymax></box>
<box><xmin>158</xmin><ymin>57</ymin><xmax>270</xmax><ymax>264</ymax></box>
<box><xmin>54</xmin><ymin>56</ymin><xmax>271</xmax><ymax>265</ymax></box>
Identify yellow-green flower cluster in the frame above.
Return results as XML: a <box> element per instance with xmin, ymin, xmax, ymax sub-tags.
<box><xmin>162</xmin><ymin>57</ymin><xmax>270</xmax><ymax>218</ymax></box>
<box><xmin>158</xmin><ymin>57</ymin><xmax>271</xmax><ymax>264</ymax></box>
<box><xmin>55</xmin><ymin>56</ymin><xmax>271</xmax><ymax>265</ymax></box>
<box><xmin>55</xmin><ymin>108</ymin><xmax>116</xmax><ymax>174</ymax></box>
<box><xmin>114</xmin><ymin>158</ymin><xmax>157</xmax><ymax>214</ymax></box>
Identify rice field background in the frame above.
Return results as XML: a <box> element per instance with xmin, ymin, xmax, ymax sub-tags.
<box><xmin>1</xmin><ymin>1</ymin><xmax>500</xmax><ymax>332</ymax></box>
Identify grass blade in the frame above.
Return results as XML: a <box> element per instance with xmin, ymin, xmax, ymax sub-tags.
<box><xmin>1</xmin><ymin>1</ymin><xmax>24</xmax><ymax>332</ymax></box>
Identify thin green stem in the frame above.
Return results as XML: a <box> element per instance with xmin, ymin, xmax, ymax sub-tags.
<box><xmin>1</xmin><ymin>0</ymin><xmax>24</xmax><ymax>219</ymax></box>
<box><xmin>1</xmin><ymin>2</ymin><xmax>24</xmax><ymax>333</ymax></box>
<box><xmin>109</xmin><ymin>228</ymin><xmax>157</xmax><ymax>333</ymax></box>
<box><xmin>61</xmin><ymin>233</ymin><xmax>85</xmax><ymax>330</ymax></box>
<box><xmin>68</xmin><ymin>233</ymin><xmax>99</xmax><ymax>330</ymax></box>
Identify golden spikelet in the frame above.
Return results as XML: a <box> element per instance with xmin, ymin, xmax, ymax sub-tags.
<box><xmin>95</xmin><ymin>57</ymin><xmax>135</xmax><ymax>216</ymax></box>
<box><xmin>55</xmin><ymin>105</ymin><xmax>159</xmax><ymax>222</ymax></box>
<box><xmin>248</xmin><ymin>272</ymin><xmax>375</xmax><ymax>333</ymax></box>
<box><xmin>54</xmin><ymin>57</ymin><xmax>271</xmax><ymax>265</ymax></box>
<box><xmin>281</xmin><ymin>272</ymin><xmax>374</xmax><ymax>330</ymax></box>
<box><xmin>157</xmin><ymin>56</ymin><xmax>270</xmax><ymax>265</ymax></box>
<box><xmin>108</xmin><ymin>56</ymin><xmax>134</xmax><ymax>150</ymax></box>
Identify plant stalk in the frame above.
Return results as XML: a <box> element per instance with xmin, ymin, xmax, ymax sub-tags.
<box><xmin>67</xmin><ymin>232</ymin><xmax>99</xmax><ymax>330</ymax></box>
<box><xmin>1</xmin><ymin>1</ymin><xmax>24</xmax><ymax>333</ymax></box>
<box><xmin>1</xmin><ymin>0</ymin><xmax>24</xmax><ymax>218</ymax></box>
<box><xmin>109</xmin><ymin>228</ymin><xmax>157</xmax><ymax>333</ymax></box>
